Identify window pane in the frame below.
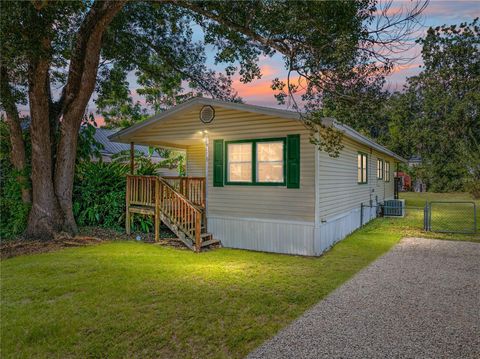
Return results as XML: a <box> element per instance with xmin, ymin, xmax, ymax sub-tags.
<box><xmin>228</xmin><ymin>143</ymin><xmax>251</xmax><ymax>162</ymax></box>
<box><xmin>258</xmin><ymin>162</ymin><xmax>283</xmax><ymax>182</ymax></box>
<box><xmin>358</xmin><ymin>169</ymin><xmax>362</xmax><ymax>182</ymax></box>
<box><xmin>256</xmin><ymin>141</ymin><xmax>284</xmax><ymax>183</ymax></box>
<box><xmin>227</xmin><ymin>143</ymin><xmax>252</xmax><ymax>182</ymax></box>
<box><xmin>229</xmin><ymin>163</ymin><xmax>252</xmax><ymax>182</ymax></box>
<box><xmin>257</xmin><ymin>142</ymin><xmax>283</xmax><ymax>161</ymax></box>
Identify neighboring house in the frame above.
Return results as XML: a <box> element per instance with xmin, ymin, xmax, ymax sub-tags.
<box><xmin>110</xmin><ymin>98</ymin><xmax>406</xmax><ymax>256</ymax></box>
<box><xmin>407</xmin><ymin>156</ymin><xmax>427</xmax><ymax>192</ymax></box>
<box><xmin>408</xmin><ymin>155</ymin><xmax>422</xmax><ymax>167</ymax></box>
<box><xmin>94</xmin><ymin>128</ymin><xmax>179</xmax><ymax>176</ymax></box>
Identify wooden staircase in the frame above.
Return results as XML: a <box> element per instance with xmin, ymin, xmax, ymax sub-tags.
<box><xmin>125</xmin><ymin>175</ymin><xmax>219</xmax><ymax>252</ymax></box>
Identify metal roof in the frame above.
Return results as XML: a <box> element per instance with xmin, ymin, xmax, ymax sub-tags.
<box><xmin>94</xmin><ymin>128</ymin><xmax>161</xmax><ymax>158</ymax></box>
<box><xmin>109</xmin><ymin>97</ymin><xmax>406</xmax><ymax>162</ymax></box>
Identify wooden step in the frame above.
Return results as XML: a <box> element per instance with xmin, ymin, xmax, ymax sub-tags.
<box><xmin>201</xmin><ymin>238</ymin><xmax>221</xmax><ymax>247</ymax></box>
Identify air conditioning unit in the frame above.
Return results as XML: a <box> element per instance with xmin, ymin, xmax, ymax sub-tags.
<box><xmin>383</xmin><ymin>199</ymin><xmax>405</xmax><ymax>217</ymax></box>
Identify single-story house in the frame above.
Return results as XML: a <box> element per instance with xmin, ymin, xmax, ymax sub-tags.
<box><xmin>110</xmin><ymin>97</ymin><xmax>406</xmax><ymax>256</ymax></box>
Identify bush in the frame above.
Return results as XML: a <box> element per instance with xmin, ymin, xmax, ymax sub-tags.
<box><xmin>72</xmin><ymin>159</ymin><xmax>157</xmax><ymax>232</ymax></box>
<box><xmin>0</xmin><ymin>170</ymin><xmax>30</xmax><ymax>239</ymax></box>
<box><xmin>73</xmin><ymin>161</ymin><xmax>128</xmax><ymax>230</ymax></box>
<box><xmin>0</xmin><ymin>122</ymin><xmax>30</xmax><ymax>239</ymax></box>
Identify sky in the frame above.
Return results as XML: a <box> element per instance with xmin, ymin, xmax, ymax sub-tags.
<box><xmin>15</xmin><ymin>0</ymin><xmax>480</xmax><ymax>121</ymax></box>
<box><xmin>225</xmin><ymin>0</ymin><xmax>480</xmax><ymax>108</ymax></box>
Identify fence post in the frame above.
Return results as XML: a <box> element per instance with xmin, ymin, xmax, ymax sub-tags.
<box><xmin>423</xmin><ymin>201</ymin><xmax>429</xmax><ymax>231</ymax></box>
<box><xmin>360</xmin><ymin>203</ymin><xmax>364</xmax><ymax>227</ymax></box>
<box><xmin>474</xmin><ymin>203</ymin><xmax>477</xmax><ymax>234</ymax></box>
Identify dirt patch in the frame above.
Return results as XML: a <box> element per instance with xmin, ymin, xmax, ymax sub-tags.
<box><xmin>0</xmin><ymin>235</ymin><xmax>103</xmax><ymax>259</ymax></box>
<box><xmin>0</xmin><ymin>226</ymin><xmax>194</xmax><ymax>259</ymax></box>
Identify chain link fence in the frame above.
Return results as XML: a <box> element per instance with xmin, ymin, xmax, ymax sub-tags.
<box><xmin>426</xmin><ymin>201</ymin><xmax>477</xmax><ymax>234</ymax></box>
<box><xmin>360</xmin><ymin>200</ymin><xmax>477</xmax><ymax>235</ymax></box>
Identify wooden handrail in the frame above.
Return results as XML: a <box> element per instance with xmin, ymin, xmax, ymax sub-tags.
<box><xmin>162</xmin><ymin>176</ymin><xmax>206</xmax><ymax>207</ymax></box>
<box><xmin>126</xmin><ymin>175</ymin><xmax>204</xmax><ymax>251</ymax></box>
<box><xmin>127</xmin><ymin>175</ymin><xmax>157</xmax><ymax>207</ymax></box>
<box><xmin>158</xmin><ymin>178</ymin><xmax>202</xmax><ymax>252</ymax></box>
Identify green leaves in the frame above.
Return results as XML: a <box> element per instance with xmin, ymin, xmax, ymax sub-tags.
<box><xmin>73</xmin><ymin>161</ymin><xmax>128</xmax><ymax>229</ymax></box>
<box><xmin>387</xmin><ymin>19</ymin><xmax>480</xmax><ymax>193</ymax></box>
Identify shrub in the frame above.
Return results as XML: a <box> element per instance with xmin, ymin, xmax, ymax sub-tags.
<box><xmin>0</xmin><ymin>170</ymin><xmax>30</xmax><ymax>239</ymax></box>
<box><xmin>73</xmin><ymin>161</ymin><xmax>128</xmax><ymax>230</ymax></box>
<box><xmin>72</xmin><ymin>159</ymin><xmax>157</xmax><ymax>232</ymax></box>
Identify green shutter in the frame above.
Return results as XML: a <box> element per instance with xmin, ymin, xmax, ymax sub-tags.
<box><xmin>286</xmin><ymin>134</ymin><xmax>300</xmax><ymax>188</ymax></box>
<box><xmin>213</xmin><ymin>139</ymin><xmax>224</xmax><ymax>187</ymax></box>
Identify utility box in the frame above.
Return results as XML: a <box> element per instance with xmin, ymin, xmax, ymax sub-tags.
<box><xmin>383</xmin><ymin>199</ymin><xmax>405</xmax><ymax>217</ymax></box>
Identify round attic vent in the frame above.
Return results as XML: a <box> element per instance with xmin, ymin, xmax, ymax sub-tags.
<box><xmin>200</xmin><ymin>105</ymin><xmax>215</xmax><ymax>123</ymax></box>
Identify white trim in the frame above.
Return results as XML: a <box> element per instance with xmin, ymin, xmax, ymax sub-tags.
<box><xmin>108</xmin><ymin>97</ymin><xmax>406</xmax><ymax>163</ymax></box>
<box><xmin>204</xmin><ymin>136</ymin><xmax>209</xmax><ymax>217</ymax></box>
<box><xmin>313</xmin><ymin>131</ymin><xmax>321</xmax><ymax>255</ymax></box>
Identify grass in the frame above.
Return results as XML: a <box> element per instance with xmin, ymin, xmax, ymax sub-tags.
<box><xmin>398</xmin><ymin>192</ymin><xmax>480</xmax><ymax>242</ymax></box>
<box><xmin>1</xmin><ymin>192</ymin><xmax>478</xmax><ymax>358</ymax></box>
<box><xmin>2</xmin><ymin>225</ymin><xmax>400</xmax><ymax>358</ymax></box>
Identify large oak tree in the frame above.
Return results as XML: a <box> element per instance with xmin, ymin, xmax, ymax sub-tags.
<box><xmin>0</xmin><ymin>0</ymin><xmax>426</xmax><ymax>239</ymax></box>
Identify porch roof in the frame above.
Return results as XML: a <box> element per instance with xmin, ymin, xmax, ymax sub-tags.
<box><xmin>109</xmin><ymin>97</ymin><xmax>407</xmax><ymax>162</ymax></box>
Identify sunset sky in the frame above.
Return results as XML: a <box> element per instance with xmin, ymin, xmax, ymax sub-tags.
<box><xmin>213</xmin><ymin>0</ymin><xmax>480</xmax><ymax>108</ymax></box>
<box><xmin>118</xmin><ymin>0</ymin><xmax>480</xmax><ymax>116</ymax></box>
<box><xmin>16</xmin><ymin>1</ymin><xmax>480</xmax><ymax>121</ymax></box>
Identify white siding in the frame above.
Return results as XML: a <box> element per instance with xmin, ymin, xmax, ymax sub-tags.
<box><xmin>132</xmin><ymin>106</ymin><xmax>316</xmax><ymax>222</ymax></box>
<box><xmin>125</xmin><ymin>103</ymin><xmax>399</xmax><ymax>256</ymax></box>
<box><xmin>318</xmin><ymin>137</ymin><xmax>396</xmax><ymax>220</ymax></box>
<box><xmin>209</xmin><ymin>216</ymin><xmax>315</xmax><ymax>256</ymax></box>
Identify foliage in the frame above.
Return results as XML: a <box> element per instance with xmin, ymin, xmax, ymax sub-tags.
<box><xmin>77</xmin><ymin>114</ymin><xmax>104</xmax><ymax>163</ymax></box>
<box><xmin>462</xmin><ymin>138</ymin><xmax>480</xmax><ymax>199</ymax></box>
<box><xmin>387</xmin><ymin>19</ymin><xmax>480</xmax><ymax>192</ymax></box>
<box><xmin>73</xmin><ymin>161</ymin><xmax>128</xmax><ymax>230</ymax></box>
<box><xmin>1</xmin><ymin>0</ymin><xmax>428</xmax><ymax>238</ymax></box>
<box><xmin>95</xmin><ymin>66</ymin><xmax>150</xmax><ymax>128</ymax></box>
<box><xmin>0</xmin><ymin>121</ymin><xmax>30</xmax><ymax>239</ymax></box>
<box><xmin>72</xmin><ymin>150</ymin><xmax>174</xmax><ymax>232</ymax></box>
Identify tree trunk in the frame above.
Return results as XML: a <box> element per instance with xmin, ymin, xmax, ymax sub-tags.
<box><xmin>5</xmin><ymin>112</ymin><xmax>31</xmax><ymax>203</ymax></box>
<box><xmin>26</xmin><ymin>55</ymin><xmax>63</xmax><ymax>239</ymax></box>
<box><xmin>54</xmin><ymin>0</ymin><xmax>126</xmax><ymax>234</ymax></box>
<box><xmin>0</xmin><ymin>66</ymin><xmax>31</xmax><ymax>203</ymax></box>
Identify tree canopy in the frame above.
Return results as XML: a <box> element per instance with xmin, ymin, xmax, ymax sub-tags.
<box><xmin>387</xmin><ymin>18</ymin><xmax>480</xmax><ymax>192</ymax></box>
<box><xmin>0</xmin><ymin>0</ymin><xmax>427</xmax><ymax>239</ymax></box>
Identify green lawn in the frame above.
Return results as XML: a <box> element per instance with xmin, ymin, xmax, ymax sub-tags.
<box><xmin>1</xmin><ymin>192</ymin><xmax>478</xmax><ymax>358</ymax></box>
<box><xmin>2</xmin><ymin>225</ymin><xmax>400</xmax><ymax>358</ymax></box>
<box><xmin>398</xmin><ymin>192</ymin><xmax>479</xmax><ymax>242</ymax></box>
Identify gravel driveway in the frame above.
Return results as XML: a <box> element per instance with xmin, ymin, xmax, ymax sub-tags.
<box><xmin>248</xmin><ymin>237</ymin><xmax>480</xmax><ymax>359</ymax></box>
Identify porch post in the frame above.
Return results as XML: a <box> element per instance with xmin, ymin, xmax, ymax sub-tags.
<box><xmin>130</xmin><ymin>142</ymin><xmax>134</xmax><ymax>174</ymax></box>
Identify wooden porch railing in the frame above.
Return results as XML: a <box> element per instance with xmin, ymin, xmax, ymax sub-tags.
<box><xmin>158</xmin><ymin>178</ymin><xmax>202</xmax><ymax>249</ymax></box>
<box><xmin>127</xmin><ymin>175</ymin><xmax>158</xmax><ymax>207</ymax></box>
<box><xmin>125</xmin><ymin>175</ymin><xmax>207</xmax><ymax>251</ymax></box>
<box><xmin>162</xmin><ymin>176</ymin><xmax>206</xmax><ymax>207</ymax></box>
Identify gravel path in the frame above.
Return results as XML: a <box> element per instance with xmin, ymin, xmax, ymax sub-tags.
<box><xmin>248</xmin><ymin>237</ymin><xmax>480</xmax><ymax>359</ymax></box>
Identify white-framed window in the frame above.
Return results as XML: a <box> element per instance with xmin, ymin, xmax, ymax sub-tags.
<box><xmin>358</xmin><ymin>152</ymin><xmax>368</xmax><ymax>184</ymax></box>
<box><xmin>384</xmin><ymin>161</ymin><xmax>391</xmax><ymax>182</ymax></box>
<box><xmin>377</xmin><ymin>158</ymin><xmax>384</xmax><ymax>180</ymax></box>
<box><xmin>226</xmin><ymin>142</ymin><xmax>252</xmax><ymax>182</ymax></box>
<box><xmin>256</xmin><ymin>141</ymin><xmax>284</xmax><ymax>183</ymax></box>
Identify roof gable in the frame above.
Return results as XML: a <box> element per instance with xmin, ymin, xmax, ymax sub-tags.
<box><xmin>109</xmin><ymin>97</ymin><xmax>406</xmax><ymax>162</ymax></box>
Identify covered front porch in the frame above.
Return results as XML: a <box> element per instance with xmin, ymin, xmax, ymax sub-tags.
<box><xmin>124</xmin><ymin>132</ymin><xmax>214</xmax><ymax>251</ymax></box>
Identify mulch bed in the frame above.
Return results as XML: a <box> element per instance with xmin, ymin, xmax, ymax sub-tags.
<box><xmin>0</xmin><ymin>226</ymin><xmax>188</xmax><ymax>259</ymax></box>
